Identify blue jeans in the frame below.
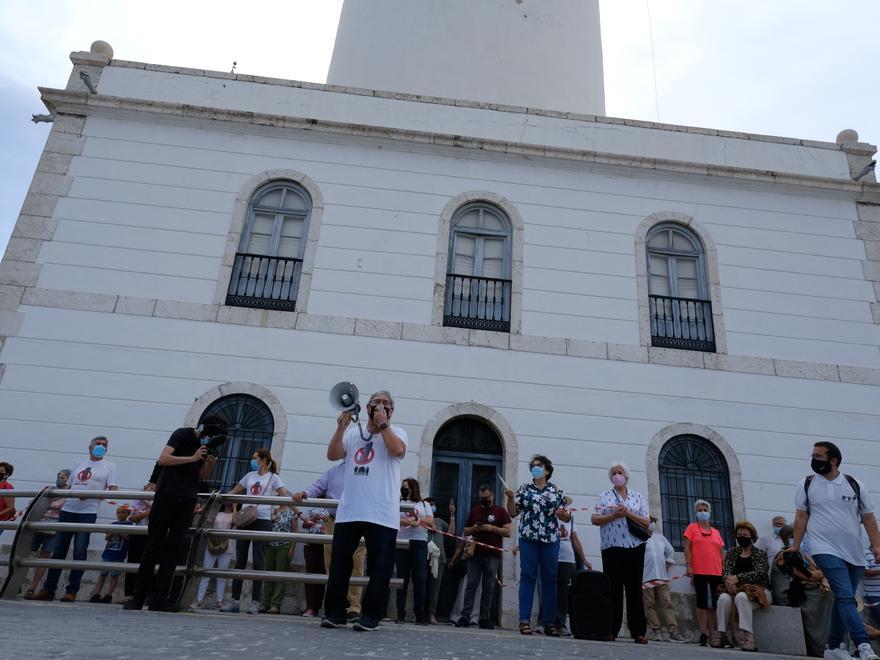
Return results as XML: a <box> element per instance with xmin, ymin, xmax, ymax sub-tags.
<box><xmin>518</xmin><ymin>537</ymin><xmax>559</xmax><ymax>626</ymax></box>
<box><xmin>43</xmin><ymin>510</ymin><xmax>97</xmax><ymax>596</ymax></box>
<box><xmin>812</xmin><ymin>553</ymin><xmax>869</xmax><ymax>647</ymax></box>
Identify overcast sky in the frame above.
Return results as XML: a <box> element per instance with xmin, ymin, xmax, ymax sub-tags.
<box><xmin>1</xmin><ymin>0</ymin><xmax>879</xmax><ymax>254</ymax></box>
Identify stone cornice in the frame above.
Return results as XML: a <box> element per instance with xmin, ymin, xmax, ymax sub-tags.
<box><xmin>39</xmin><ymin>87</ymin><xmax>880</xmax><ymax>196</ymax></box>
<box><xmin>14</xmin><ymin>286</ymin><xmax>880</xmax><ymax>387</ymax></box>
<box><xmin>105</xmin><ymin>59</ymin><xmax>857</xmax><ymax>154</ymax></box>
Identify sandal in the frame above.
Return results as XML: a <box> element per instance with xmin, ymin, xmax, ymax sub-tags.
<box><xmin>545</xmin><ymin>625</ymin><xmax>560</xmax><ymax>637</ymax></box>
<box><xmin>519</xmin><ymin>622</ymin><xmax>533</xmax><ymax>635</ymax></box>
<box><xmin>23</xmin><ymin>589</ymin><xmax>35</xmax><ymax>599</ymax></box>
<box><xmin>709</xmin><ymin>635</ymin><xmax>723</xmax><ymax>648</ymax></box>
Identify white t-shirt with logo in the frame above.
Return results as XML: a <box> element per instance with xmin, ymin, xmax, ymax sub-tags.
<box><xmin>62</xmin><ymin>458</ymin><xmax>119</xmax><ymax>514</ymax></box>
<box><xmin>398</xmin><ymin>501</ymin><xmax>432</xmax><ymax>542</ymax></box>
<box><xmin>558</xmin><ymin>518</ymin><xmax>577</xmax><ymax>564</ymax></box>
<box><xmin>238</xmin><ymin>471</ymin><xmax>285</xmax><ymax>520</ymax></box>
<box><xmin>336</xmin><ymin>423</ymin><xmax>408</xmax><ymax>530</ymax></box>
<box><xmin>794</xmin><ymin>473</ymin><xmax>874</xmax><ymax>566</ymax></box>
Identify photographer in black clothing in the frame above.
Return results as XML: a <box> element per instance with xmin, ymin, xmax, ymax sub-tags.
<box><xmin>124</xmin><ymin>416</ymin><xmax>227</xmax><ymax>611</ymax></box>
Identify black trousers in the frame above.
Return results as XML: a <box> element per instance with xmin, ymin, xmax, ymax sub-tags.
<box><xmin>462</xmin><ymin>553</ymin><xmax>500</xmax><ymax>622</ymax></box>
<box><xmin>601</xmin><ymin>544</ymin><xmax>647</xmax><ymax>638</ymax></box>
<box><xmin>124</xmin><ymin>534</ymin><xmax>148</xmax><ymax>597</ymax></box>
<box><xmin>134</xmin><ymin>492</ymin><xmax>196</xmax><ymax>600</ymax></box>
<box><xmin>395</xmin><ymin>540</ymin><xmax>428</xmax><ymax>622</ymax></box>
<box><xmin>323</xmin><ymin>521</ymin><xmax>397</xmax><ymax>626</ymax></box>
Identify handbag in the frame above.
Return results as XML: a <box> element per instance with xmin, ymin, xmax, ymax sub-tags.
<box><xmin>235</xmin><ymin>505</ymin><xmax>258</xmax><ymax>529</ymax></box>
<box><xmin>613</xmin><ymin>490</ymin><xmax>651</xmax><ymax>541</ymax></box>
<box><xmin>207</xmin><ymin>536</ymin><xmax>229</xmax><ymax>555</ymax></box>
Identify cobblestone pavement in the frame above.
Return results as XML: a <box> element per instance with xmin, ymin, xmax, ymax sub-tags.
<box><xmin>6</xmin><ymin>601</ymin><xmax>804</xmax><ymax>660</ymax></box>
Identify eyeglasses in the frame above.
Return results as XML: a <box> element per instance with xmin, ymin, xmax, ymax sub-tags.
<box><xmin>370</xmin><ymin>400</ymin><xmax>393</xmax><ymax>408</ymax></box>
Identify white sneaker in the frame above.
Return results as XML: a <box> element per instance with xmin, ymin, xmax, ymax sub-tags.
<box><xmin>246</xmin><ymin>601</ymin><xmax>259</xmax><ymax>615</ymax></box>
<box><xmin>858</xmin><ymin>643</ymin><xmax>880</xmax><ymax>660</ymax></box>
<box><xmin>824</xmin><ymin>644</ymin><xmax>851</xmax><ymax>660</ymax></box>
<box><xmin>219</xmin><ymin>599</ymin><xmax>239</xmax><ymax>613</ymax></box>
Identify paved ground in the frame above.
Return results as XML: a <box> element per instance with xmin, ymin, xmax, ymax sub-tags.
<box><xmin>4</xmin><ymin>601</ymin><xmax>806</xmax><ymax>660</ymax></box>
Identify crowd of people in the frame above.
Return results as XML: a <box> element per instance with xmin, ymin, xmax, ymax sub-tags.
<box><xmin>2</xmin><ymin>398</ymin><xmax>880</xmax><ymax>657</ymax></box>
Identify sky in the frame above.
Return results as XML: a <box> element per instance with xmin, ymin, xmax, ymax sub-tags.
<box><xmin>1</xmin><ymin>0</ymin><xmax>879</xmax><ymax>255</ymax></box>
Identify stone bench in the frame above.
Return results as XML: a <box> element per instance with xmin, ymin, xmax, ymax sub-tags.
<box><xmin>753</xmin><ymin>605</ymin><xmax>807</xmax><ymax>656</ymax></box>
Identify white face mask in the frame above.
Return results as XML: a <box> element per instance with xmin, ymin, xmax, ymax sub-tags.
<box><xmin>648</xmin><ymin>522</ymin><xmax>656</xmax><ymax>532</ymax></box>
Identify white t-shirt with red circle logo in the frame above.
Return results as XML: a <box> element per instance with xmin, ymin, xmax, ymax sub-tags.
<box><xmin>336</xmin><ymin>423</ymin><xmax>408</xmax><ymax>530</ymax></box>
<box><xmin>62</xmin><ymin>458</ymin><xmax>119</xmax><ymax>515</ymax></box>
<box><xmin>558</xmin><ymin>518</ymin><xmax>577</xmax><ymax>564</ymax></box>
<box><xmin>238</xmin><ymin>471</ymin><xmax>285</xmax><ymax>520</ymax></box>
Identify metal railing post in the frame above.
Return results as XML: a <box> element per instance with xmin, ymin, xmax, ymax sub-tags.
<box><xmin>176</xmin><ymin>492</ymin><xmax>222</xmax><ymax>608</ymax></box>
<box><xmin>1</xmin><ymin>487</ymin><xmax>53</xmax><ymax>598</ymax></box>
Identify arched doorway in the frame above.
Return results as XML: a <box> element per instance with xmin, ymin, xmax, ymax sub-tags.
<box><xmin>199</xmin><ymin>394</ymin><xmax>275</xmax><ymax>492</ymax></box>
<box><xmin>429</xmin><ymin>417</ymin><xmax>504</xmax><ymax>621</ymax></box>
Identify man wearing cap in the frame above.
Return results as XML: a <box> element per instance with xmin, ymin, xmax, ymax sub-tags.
<box><xmin>124</xmin><ymin>416</ymin><xmax>225</xmax><ymax>611</ymax></box>
<box><xmin>36</xmin><ymin>436</ymin><xmax>118</xmax><ymax>602</ymax></box>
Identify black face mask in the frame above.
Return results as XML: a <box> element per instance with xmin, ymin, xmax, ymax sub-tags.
<box><xmin>811</xmin><ymin>458</ymin><xmax>832</xmax><ymax>475</ymax></box>
<box><xmin>400</xmin><ymin>487</ymin><xmax>410</xmax><ymax>499</ymax></box>
<box><xmin>736</xmin><ymin>536</ymin><xmax>752</xmax><ymax>548</ymax></box>
<box><xmin>479</xmin><ymin>497</ymin><xmax>492</xmax><ymax>507</ymax></box>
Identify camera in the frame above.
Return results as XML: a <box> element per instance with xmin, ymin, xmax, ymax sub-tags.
<box><xmin>203</xmin><ymin>434</ymin><xmax>228</xmax><ymax>458</ymax></box>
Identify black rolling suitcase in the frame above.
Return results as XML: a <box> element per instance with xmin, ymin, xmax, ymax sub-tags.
<box><xmin>568</xmin><ymin>569</ymin><xmax>613</xmax><ymax>640</ymax></box>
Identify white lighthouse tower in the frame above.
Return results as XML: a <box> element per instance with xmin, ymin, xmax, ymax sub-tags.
<box><xmin>327</xmin><ymin>0</ymin><xmax>605</xmax><ymax>116</ymax></box>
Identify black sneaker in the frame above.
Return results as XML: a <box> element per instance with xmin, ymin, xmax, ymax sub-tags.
<box><xmin>122</xmin><ymin>598</ymin><xmax>144</xmax><ymax>611</ymax></box>
<box><xmin>321</xmin><ymin>617</ymin><xmax>345</xmax><ymax>629</ymax></box>
<box><xmin>148</xmin><ymin>599</ymin><xmax>180</xmax><ymax>612</ymax></box>
<box><xmin>353</xmin><ymin>619</ymin><xmax>378</xmax><ymax>632</ymax></box>
<box><xmin>478</xmin><ymin>619</ymin><xmax>494</xmax><ymax>630</ymax></box>
<box><xmin>454</xmin><ymin>617</ymin><xmax>470</xmax><ymax>628</ymax></box>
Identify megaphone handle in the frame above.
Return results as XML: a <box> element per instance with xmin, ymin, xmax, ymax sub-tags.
<box><xmin>352</xmin><ymin>403</ymin><xmax>361</xmax><ymax>423</ymax></box>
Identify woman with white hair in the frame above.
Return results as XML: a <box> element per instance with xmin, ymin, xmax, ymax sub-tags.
<box><xmin>683</xmin><ymin>499</ymin><xmax>725</xmax><ymax>646</ymax></box>
<box><xmin>591</xmin><ymin>462</ymin><xmax>650</xmax><ymax>644</ymax></box>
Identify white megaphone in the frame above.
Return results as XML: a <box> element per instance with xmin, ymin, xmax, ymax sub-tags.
<box><xmin>329</xmin><ymin>381</ymin><xmax>361</xmax><ymax>422</ymax></box>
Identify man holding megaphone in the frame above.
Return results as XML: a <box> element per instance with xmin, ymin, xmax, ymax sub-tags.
<box><xmin>322</xmin><ymin>387</ymin><xmax>407</xmax><ymax>632</ymax></box>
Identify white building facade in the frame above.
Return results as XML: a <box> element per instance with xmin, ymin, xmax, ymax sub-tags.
<box><xmin>1</xmin><ymin>30</ymin><xmax>879</xmax><ymax>623</ymax></box>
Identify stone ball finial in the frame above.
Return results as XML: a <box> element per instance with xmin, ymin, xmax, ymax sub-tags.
<box><xmin>836</xmin><ymin>128</ymin><xmax>859</xmax><ymax>144</ymax></box>
<box><xmin>90</xmin><ymin>40</ymin><xmax>114</xmax><ymax>59</ymax></box>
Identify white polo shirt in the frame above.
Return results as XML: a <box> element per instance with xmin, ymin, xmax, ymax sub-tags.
<box><xmin>794</xmin><ymin>473</ymin><xmax>873</xmax><ymax>567</ymax></box>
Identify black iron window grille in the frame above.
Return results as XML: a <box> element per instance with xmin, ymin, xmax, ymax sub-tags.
<box><xmin>443</xmin><ymin>273</ymin><xmax>511</xmax><ymax>332</ymax></box>
<box><xmin>199</xmin><ymin>394</ymin><xmax>275</xmax><ymax>493</ymax></box>
<box><xmin>659</xmin><ymin>434</ymin><xmax>734</xmax><ymax>551</ymax></box>
<box><xmin>649</xmin><ymin>294</ymin><xmax>715</xmax><ymax>352</ymax></box>
<box><xmin>226</xmin><ymin>252</ymin><xmax>302</xmax><ymax>312</ymax></box>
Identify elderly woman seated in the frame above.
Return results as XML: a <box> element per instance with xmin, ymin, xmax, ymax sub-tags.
<box><xmin>715</xmin><ymin>520</ymin><xmax>771</xmax><ymax>652</ymax></box>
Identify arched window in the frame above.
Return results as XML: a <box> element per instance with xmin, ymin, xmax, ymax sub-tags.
<box><xmin>659</xmin><ymin>434</ymin><xmax>733</xmax><ymax>551</ymax></box>
<box><xmin>226</xmin><ymin>181</ymin><xmax>312</xmax><ymax>311</ymax></box>
<box><xmin>647</xmin><ymin>223</ymin><xmax>715</xmax><ymax>352</ymax></box>
<box><xmin>199</xmin><ymin>394</ymin><xmax>275</xmax><ymax>492</ymax></box>
<box><xmin>444</xmin><ymin>203</ymin><xmax>512</xmax><ymax>332</ymax></box>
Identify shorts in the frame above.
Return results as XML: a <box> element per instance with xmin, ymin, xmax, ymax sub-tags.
<box><xmin>99</xmin><ymin>570</ymin><xmax>122</xmax><ymax>578</ymax></box>
<box><xmin>693</xmin><ymin>574</ymin><xmax>723</xmax><ymax>609</ymax></box>
<box><xmin>30</xmin><ymin>533</ymin><xmax>55</xmax><ymax>553</ymax></box>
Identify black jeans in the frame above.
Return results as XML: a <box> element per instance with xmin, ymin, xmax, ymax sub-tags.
<box><xmin>601</xmin><ymin>544</ymin><xmax>647</xmax><ymax>638</ymax></box>
<box><xmin>324</xmin><ymin>521</ymin><xmax>397</xmax><ymax>626</ymax></box>
<box><xmin>395</xmin><ymin>540</ymin><xmax>428</xmax><ymax>622</ymax></box>
<box><xmin>555</xmin><ymin>561</ymin><xmax>578</xmax><ymax>627</ymax></box>
<box><xmin>461</xmin><ymin>553</ymin><xmax>500</xmax><ymax>623</ymax></box>
<box><xmin>124</xmin><ymin>534</ymin><xmax>148</xmax><ymax>597</ymax></box>
<box><xmin>231</xmin><ymin>518</ymin><xmax>271</xmax><ymax>602</ymax></box>
<box><xmin>135</xmin><ymin>492</ymin><xmax>196</xmax><ymax>600</ymax></box>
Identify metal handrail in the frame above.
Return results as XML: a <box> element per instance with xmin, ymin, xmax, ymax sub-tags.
<box><xmin>11</xmin><ymin>559</ymin><xmax>401</xmax><ymax>589</ymax></box>
<box><xmin>1</xmin><ymin>488</ymin><xmax>415</xmax><ymax>602</ymax></box>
